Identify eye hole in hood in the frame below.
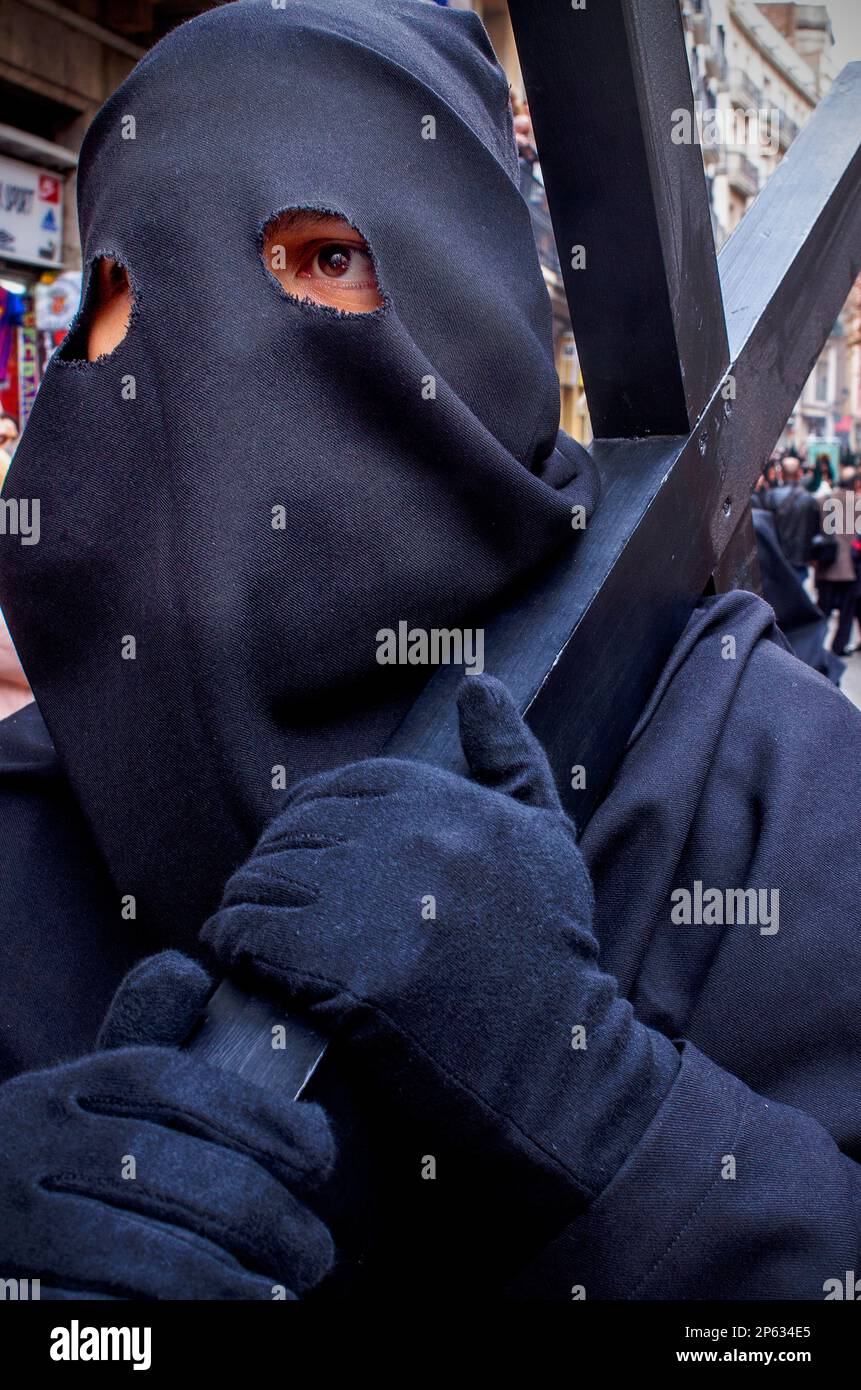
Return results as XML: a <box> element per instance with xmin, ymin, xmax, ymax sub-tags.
<box><xmin>261</xmin><ymin>208</ymin><xmax>384</xmax><ymax>314</ymax></box>
<box><xmin>60</xmin><ymin>256</ymin><xmax>134</xmax><ymax>364</ymax></box>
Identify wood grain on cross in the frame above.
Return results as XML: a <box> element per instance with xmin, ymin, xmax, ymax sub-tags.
<box><xmin>189</xmin><ymin>0</ymin><xmax>861</xmax><ymax>1093</ymax></box>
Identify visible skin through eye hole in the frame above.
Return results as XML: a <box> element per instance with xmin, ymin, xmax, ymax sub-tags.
<box><xmin>262</xmin><ymin>210</ymin><xmax>383</xmax><ymax>313</ymax></box>
<box><xmin>84</xmin><ymin>214</ymin><xmax>382</xmax><ymax>360</ymax></box>
<box><xmin>85</xmin><ymin>258</ymin><xmax>133</xmax><ymax>362</ymax></box>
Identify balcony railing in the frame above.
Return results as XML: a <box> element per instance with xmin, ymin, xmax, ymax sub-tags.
<box><xmin>700</xmin><ymin>127</ymin><xmax>721</xmax><ymax>164</ymax></box>
<box><xmin>729</xmin><ymin>67</ymin><xmax>763</xmax><ymax>109</ymax></box>
<box><xmin>726</xmin><ymin>149</ymin><xmax>760</xmax><ymax>197</ymax></box>
<box><xmin>691</xmin><ymin>0</ymin><xmax>712</xmax><ymax>42</ymax></box>
<box><xmin>518</xmin><ymin>164</ymin><xmax>562</xmax><ymax>279</ymax></box>
<box><xmin>778</xmin><ymin>111</ymin><xmax>800</xmax><ymax>148</ymax></box>
<box><xmin>705</xmin><ymin>47</ymin><xmax>729</xmax><ymax>85</ymax></box>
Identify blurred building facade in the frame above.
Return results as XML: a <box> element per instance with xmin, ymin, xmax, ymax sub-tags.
<box><xmin>679</xmin><ymin>0</ymin><xmax>860</xmax><ymax>456</ymax></box>
<box><xmin>468</xmin><ymin>0</ymin><xmax>860</xmax><ymax>456</ymax></box>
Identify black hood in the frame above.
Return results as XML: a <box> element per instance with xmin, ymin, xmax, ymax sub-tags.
<box><xmin>0</xmin><ymin>0</ymin><xmax>597</xmax><ymax>943</ymax></box>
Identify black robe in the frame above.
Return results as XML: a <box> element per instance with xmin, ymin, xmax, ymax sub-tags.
<box><xmin>0</xmin><ymin>0</ymin><xmax>856</xmax><ymax>1300</ymax></box>
<box><xmin>2</xmin><ymin>588</ymin><xmax>858</xmax><ymax>1299</ymax></box>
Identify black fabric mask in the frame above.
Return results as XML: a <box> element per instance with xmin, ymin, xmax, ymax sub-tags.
<box><xmin>0</xmin><ymin>0</ymin><xmax>597</xmax><ymax>944</ymax></box>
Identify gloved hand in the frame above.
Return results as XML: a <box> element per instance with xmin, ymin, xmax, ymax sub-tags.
<box><xmin>0</xmin><ymin>951</ymin><xmax>334</xmax><ymax>1299</ymax></box>
<box><xmin>202</xmin><ymin>676</ymin><xmax>680</xmax><ymax>1212</ymax></box>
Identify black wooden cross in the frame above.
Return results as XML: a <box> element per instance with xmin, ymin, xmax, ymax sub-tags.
<box><xmin>188</xmin><ymin>1</ymin><xmax>861</xmax><ymax>1098</ymax></box>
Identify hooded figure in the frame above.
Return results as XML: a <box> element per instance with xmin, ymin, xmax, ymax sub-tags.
<box><xmin>0</xmin><ymin>0</ymin><xmax>858</xmax><ymax>1303</ymax></box>
<box><xmin>0</xmin><ymin>0</ymin><xmax>597</xmax><ymax>952</ymax></box>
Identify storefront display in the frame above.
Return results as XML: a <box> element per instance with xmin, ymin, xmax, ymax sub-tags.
<box><xmin>0</xmin><ymin>272</ymin><xmax>82</xmax><ymax>427</ymax></box>
<box><xmin>0</xmin><ymin>144</ymin><xmax>77</xmax><ymax>428</ymax></box>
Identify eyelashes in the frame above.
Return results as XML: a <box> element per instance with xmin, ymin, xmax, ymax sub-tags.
<box><xmin>298</xmin><ymin>243</ymin><xmax>377</xmax><ymax>287</ymax></box>
<box><xmin>261</xmin><ymin>209</ymin><xmax>385</xmax><ymax>314</ymax></box>
<box><xmin>105</xmin><ymin>260</ymin><xmax>129</xmax><ymax>291</ymax></box>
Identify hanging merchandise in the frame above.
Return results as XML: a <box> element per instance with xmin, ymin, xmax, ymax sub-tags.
<box><xmin>16</xmin><ymin>309</ymin><xmax>39</xmax><ymax>432</ymax></box>
<box><xmin>34</xmin><ymin>271</ymin><xmax>82</xmax><ymax>332</ymax></box>
<box><xmin>0</xmin><ymin>285</ymin><xmax>25</xmax><ymax>391</ymax></box>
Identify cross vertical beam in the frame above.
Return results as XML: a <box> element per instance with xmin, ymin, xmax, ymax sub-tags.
<box><xmin>507</xmin><ymin>0</ymin><xmax>729</xmax><ymax>437</ymax></box>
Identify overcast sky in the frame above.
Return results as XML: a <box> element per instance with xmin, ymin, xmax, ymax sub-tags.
<box><xmin>825</xmin><ymin>0</ymin><xmax>861</xmax><ymax>69</ymax></box>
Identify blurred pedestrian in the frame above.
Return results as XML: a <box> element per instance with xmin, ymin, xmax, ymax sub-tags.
<box><xmin>810</xmin><ymin>449</ymin><xmax>835</xmax><ymax>497</ymax></box>
<box><xmin>761</xmin><ymin>454</ymin><xmax>820</xmax><ymax>582</ymax></box>
<box><xmin>0</xmin><ymin>612</ymin><xmax>30</xmax><ymax>719</ymax></box>
<box><xmin>750</xmin><ymin>472</ymin><xmax>769</xmax><ymax>507</ymax></box>
<box><xmin>750</xmin><ymin>504</ymin><xmax>843</xmax><ymax>683</ymax></box>
<box><xmin>817</xmin><ymin>466</ymin><xmax>860</xmax><ymax>656</ymax></box>
<box><xmin>0</xmin><ymin>415</ymin><xmax>19</xmax><ymax>490</ymax></box>
<box><xmin>510</xmin><ymin>89</ymin><xmax>537</xmax><ymax>164</ymax></box>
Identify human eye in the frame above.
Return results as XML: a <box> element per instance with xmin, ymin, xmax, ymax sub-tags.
<box><xmin>299</xmin><ymin>242</ymin><xmax>377</xmax><ymax>290</ymax></box>
<box><xmin>261</xmin><ymin>210</ymin><xmax>384</xmax><ymax>312</ymax></box>
<box><xmin>100</xmin><ymin>258</ymin><xmax>129</xmax><ymax>295</ymax></box>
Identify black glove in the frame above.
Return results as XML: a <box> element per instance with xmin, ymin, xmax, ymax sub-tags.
<box><xmin>0</xmin><ymin>951</ymin><xmax>334</xmax><ymax>1299</ymax></box>
<box><xmin>203</xmin><ymin>676</ymin><xmax>679</xmax><ymax>1212</ymax></box>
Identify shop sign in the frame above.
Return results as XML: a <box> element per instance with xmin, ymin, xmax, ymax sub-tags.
<box><xmin>0</xmin><ymin>153</ymin><xmax>64</xmax><ymax>268</ymax></box>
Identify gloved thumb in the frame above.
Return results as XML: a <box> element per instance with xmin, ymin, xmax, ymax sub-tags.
<box><xmin>457</xmin><ymin>674</ymin><xmax>561</xmax><ymax>811</ymax></box>
<box><xmin>98</xmin><ymin>949</ymin><xmax>214</xmax><ymax>1050</ymax></box>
